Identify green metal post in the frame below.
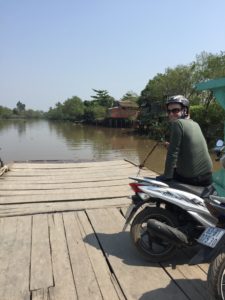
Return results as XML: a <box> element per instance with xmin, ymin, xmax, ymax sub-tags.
<box><xmin>195</xmin><ymin>77</ymin><xmax>225</xmax><ymax>140</ymax></box>
<box><xmin>195</xmin><ymin>77</ymin><xmax>225</xmax><ymax>196</ymax></box>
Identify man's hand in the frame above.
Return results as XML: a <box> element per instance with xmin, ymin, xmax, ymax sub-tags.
<box><xmin>163</xmin><ymin>141</ymin><xmax>170</xmax><ymax>149</ymax></box>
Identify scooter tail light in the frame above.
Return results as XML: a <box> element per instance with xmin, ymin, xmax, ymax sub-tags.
<box><xmin>129</xmin><ymin>182</ymin><xmax>144</xmax><ymax>193</ymax></box>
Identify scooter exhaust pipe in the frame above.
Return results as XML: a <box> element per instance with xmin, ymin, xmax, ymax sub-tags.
<box><xmin>147</xmin><ymin>219</ymin><xmax>189</xmax><ymax>246</ymax></box>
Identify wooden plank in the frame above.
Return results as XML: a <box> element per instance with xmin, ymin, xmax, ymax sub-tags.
<box><xmin>10</xmin><ymin>160</ymin><xmax>133</xmax><ymax>169</ymax></box>
<box><xmin>77</xmin><ymin>211</ymin><xmax>123</xmax><ymax>300</ymax></box>
<box><xmin>0</xmin><ymin>187</ymin><xmax>131</xmax><ymax>204</ymax></box>
<box><xmin>2</xmin><ymin>164</ymin><xmax>154</xmax><ymax>179</ymax></box>
<box><xmin>0</xmin><ymin>181</ymin><xmax>130</xmax><ymax>195</ymax></box>
<box><xmin>0</xmin><ymin>178</ymin><xmax>130</xmax><ymax>190</ymax></box>
<box><xmin>8</xmin><ymin>163</ymin><xmax>135</xmax><ymax>174</ymax></box>
<box><xmin>115</xmin><ymin>207</ymin><xmax>208</xmax><ymax>300</ymax></box>
<box><xmin>6</xmin><ymin>160</ymin><xmax>133</xmax><ymax>170</ymax></box>
<box><xmin>7</xmin><ymin>168</ymin><xmax>135</xmax><ymax>177</ymax></box>
<box><xmin>182</xmin><ymin>247</ymin><xmax>209</xmax><ymax>275</ymax></box>
<box><xmin>7</xmin><ymin>165</ymin><xmax>134</xmax><ymax>177</ymax></box>
<box><xmin>0</xmin><ymin>172</ymin><xmax>156</xmax><ymax>185</ymax></box>
<box><xmin>0</xmin><ymin>168</ymin><xmax>154</xmax><ymax>183</ymax></box>
<box><xmin>161</xmin><ymin>253</ymin><xmax>208</xmax><ymax>300</ymax></box>
<box><xmin>119</xmin><ymin>207</ymin><xmax>208</xmax><ymax>299</ymax></box>
<box><xmin>63</xmin><ymin>212</ymin><xmax>103</xmax><ymax>299</ymax></box>
<box><xmin>2</xmin><ymin>169</ymin><xmax>138</xmax><ymax>180</ymax></box>
<box><xmin>0</xmin><ymin>216</ymin><xmax>32</xmax><ymax>300</ymax></box>
<box><xmin>0</xmin><ymin>174</ymin><xmax>131</xmax><ymax>183</ymax></box>
<box><xmin>86</xmin><ymin>207</ymin><xmax>187</xmax><ymax>300</ymax></box>
<box><xmin>0</xmin><ymin>197</ymin><xmax>130</xmax><ymax>218</ymax></box>
<box><xmin>48</xmin><ymin>213</ymin><xmax>77</xmax><ymax>300</ymax></box>
<box><xmin>30</xmin><ymin>214</ymin><xmax>54</xmax><ymax>290</ymax></box>
<box><xmin>32</xmin><ymin>288</ymin><xmax>49</xmax><ymax>300</ymax></box>
<box><xmin>1</xmin><ymin>172</ymin><xmax>137</xmax><ymax>181</ymax></box>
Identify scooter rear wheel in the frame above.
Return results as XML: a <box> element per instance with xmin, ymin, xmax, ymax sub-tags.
<box><xmin>207</xmin><ymin>248</ymin><xmax>225</xmax><ymax>300</ymax></box>
<box><xmin>130</xmin><ymin>207</ymin><xmax>178</xmax><ymax>262</ymax></box>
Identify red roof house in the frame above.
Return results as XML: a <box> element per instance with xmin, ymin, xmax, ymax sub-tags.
<box><xmin>108</xmin><ymin>101</ymin><xmax>139</xmax><ymax>119</ymax></box>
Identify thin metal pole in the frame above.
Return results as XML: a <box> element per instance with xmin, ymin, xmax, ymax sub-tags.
<box><xmin>124</xmin><ymin>141</ymin><xmax>160</xmax><ymax>176</ymax></box>
<box><xmin>136</xmin><ymin>141</ymin><xmax>159</xmax><ymax>176</ymax></box>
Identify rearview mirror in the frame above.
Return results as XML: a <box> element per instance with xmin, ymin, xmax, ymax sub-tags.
<box><xmin>216</xmin><ymin>139</ymin><xmax>224</xmax><ymax>147</ymax></box>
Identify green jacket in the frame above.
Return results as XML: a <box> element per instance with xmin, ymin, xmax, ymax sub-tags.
<box><xmin>164</xmin><ymin>119</ymin><xmax>212</xmax><ymax>179</ymax></box>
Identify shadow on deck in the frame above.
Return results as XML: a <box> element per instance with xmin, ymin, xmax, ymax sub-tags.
<box><xmin>0</xmin><ymin>160</ymin><xmax>209</xmax><ymax>300</ymax></box>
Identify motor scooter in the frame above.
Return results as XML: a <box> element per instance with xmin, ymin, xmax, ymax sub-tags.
<box><xmin>123</xmin><ymin>127</ymin><xmax>225</xmax><ymax>263</ymax></box>
<box><xmin>123</xmin><ymin>77</ymin><xmax>225</xmax><ymax>263</ymax></box>
<box><xmin>185</xmin><ymin>77</ymin><xmax>225</xmax><ymax>299</ymax></box>
<box><xmin>123</xmin><ymin>139</ymin><xmax>222</xmax><ymax>262</ymax></box>
<box><xmin>123</xmin><ymin>171</ymin><xmax>218</xmax><ymax>262</ymax></box>
<box><xmin>189</xmin><ymin>192</ymin><xmax>225</xmax><ymax>300</ymax></box>
<box><xmin>186</xmin><ymin>139</ymin><xmax>225</xmax><ymax>300</ymax></box>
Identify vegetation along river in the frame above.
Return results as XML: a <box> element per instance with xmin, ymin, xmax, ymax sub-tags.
<box><xmin>0</xmin><ymin>119</ymin><xmax>220</xmax><ymax>174</ymax></box>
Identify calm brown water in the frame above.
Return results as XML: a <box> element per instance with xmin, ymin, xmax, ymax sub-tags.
<box><xmin>0</xmin><ymin>119</ymin><xmax>220</xmax><ymax>173</ymax></box>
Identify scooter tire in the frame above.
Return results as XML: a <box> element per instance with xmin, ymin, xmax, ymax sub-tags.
<box><xmin>207</xmin><ymin>248</ymin><xmax>225</xmax><ymax>300</ymax></box>
<box><xmin>130</xmin><ymin>207</ymin><xmax>178</xmax><ymax>262</ymax></box>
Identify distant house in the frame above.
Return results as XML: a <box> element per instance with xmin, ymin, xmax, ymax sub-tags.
<box><xmin>108</xmin><ymin>100</ymin><xmax>139</xmax><ymax>120</ymax></box>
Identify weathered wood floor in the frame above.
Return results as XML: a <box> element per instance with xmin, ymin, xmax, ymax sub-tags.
<box><xmin>0</xmin><ymin>160</ymin><xmax>209</xmax><ymax>300</ymax></box>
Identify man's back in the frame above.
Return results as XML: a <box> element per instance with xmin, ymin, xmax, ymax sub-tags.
<box><xmin>165</xmin><ymin>119</ymin><xmax>212</xmax><ymax>178</ymax></box>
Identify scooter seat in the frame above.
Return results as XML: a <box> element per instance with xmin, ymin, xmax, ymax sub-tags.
<box><xmin>168</xmin><ymin>181</ymin><xmax>214</xmax><ymax>198</ymax></box>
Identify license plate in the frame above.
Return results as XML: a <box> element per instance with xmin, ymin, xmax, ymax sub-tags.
<box><xmin>197</xmin><ymin>227</ymin><xmax>225</xmax><ymax>248</ymax></box>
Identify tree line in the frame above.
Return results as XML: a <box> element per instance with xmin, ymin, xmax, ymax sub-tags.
<box><xmin>1</xmin><ymin>51</ymin><xmax>225</xmax><ymax>142</ymax></box>
<box><xmin>0</xmin><ymin>90</ymin><xmax>138</xmax><ymax>122</ymax></box>
<box><xmin>0</xmin><ymin>101</ymin><xmax>45</xmax><ymax>119</ymax></box>
<box><xmin>138</xmin><ymin>51</ymin><xmax>225</xmax><ymax>143</ymax></box>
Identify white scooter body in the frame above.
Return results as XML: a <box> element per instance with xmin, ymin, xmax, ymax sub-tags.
<box><xmin>123</xmin><ymin>177</ymin><xmax>217</xmax><ymax>231</ymax></box>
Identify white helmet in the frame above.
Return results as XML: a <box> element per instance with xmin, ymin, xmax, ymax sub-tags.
<box><xmin>166</xmin><ymin>95</ymin><xmax>189</xmax><ymax>117</ymax></box>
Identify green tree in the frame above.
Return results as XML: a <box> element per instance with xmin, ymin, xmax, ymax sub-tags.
<box><xmin>121</xmin><ymin>91</ymin><xmax>139</xmax><ymax>102</ymax></box>
<box><xmin>47</xmin><ymin>102</ymin><xmax>65</xmax><ymax>120</ymax></box>
<box><xmin>139</xmin><ymin>64</ymin><xmax>194</xmax><ymax>107</ymax></box>
<box><xmin>193</xmin><ymin>51</ymin><xmax>225</xmax><ymax>82</ymax></box>
<box><xmin>24</xmin><ymin>109</ymin><xmax>44</xmax><ymax>119</ymax></box>
<box><xmin>84</xmin><ymin>103</ymin><xmax>106</xmax><ymax>122</ymax></box>
<box><xmin>62</xmin><ymin>96</ymin><xmax>84</xmax><ymax>121</ymax></box>
<box><xmin>0</xmin><ymin>106</ymin><xmax>13</xmax><ymax>118</ymax></box>
<box><xmin>16</xmin><ymin>101</ymin><xmax>26</xmax><ymax>112</ymax></box>
<box><xmin>46</xmin><ymin>98</ymin><xmax>84</xmax><ymax>121</ymax></box>
<box><xmin>192</xmin><ymin>51</ymin><xmax>225</xmax><ymax>108</ymax></box>
<box><xmin>91</xmin><ymin>89</ymin><xmax>115</xmax><ymax>108</ymax></box>
<box><xmin>190</xmin><ymin>103</ymin><xmax>225</xmax><ymax>144</ymax></box>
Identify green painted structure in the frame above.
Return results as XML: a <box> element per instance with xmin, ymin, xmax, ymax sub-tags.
<box><xmin>195</xmin><ymin>77</ymin><xmax>225</xmax><ymax>110</ymax></box>
<box><xmin>195</xmin><ymin>77</ymin><xmax>225</xmax><ymax>140</ymax></box>
<box><xmin>195</xmin><ymin>77</ymin><xmax>225</xmax><ymax>196</ymax></box>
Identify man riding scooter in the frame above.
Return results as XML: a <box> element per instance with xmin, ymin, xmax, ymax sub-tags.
<box><xmin>156</xmin><ymin>95</ymin><xmax>213</xmax><ymax>186</ymax></box>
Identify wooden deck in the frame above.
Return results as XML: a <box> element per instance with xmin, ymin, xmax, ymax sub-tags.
<box><xmin>0</xmin><ymin>160</ymin><xmax>209</xmax><ymax>300</ymax></box>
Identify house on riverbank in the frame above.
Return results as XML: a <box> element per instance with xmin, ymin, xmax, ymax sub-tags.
<box><xmin>106</xmin><ymin>100</ymin><xmax>139</xmax><ymax>128</ymax></box>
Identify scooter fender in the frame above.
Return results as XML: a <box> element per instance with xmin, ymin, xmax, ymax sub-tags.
<box><xmin>122</xmin><ymin>200</ymin><xmax>153</xmax><ymax>231</ymax></box>
<box><xmin>189</xmin><ymin>234</ymin><xmax>225</xmax><ymax>265</ymax></box>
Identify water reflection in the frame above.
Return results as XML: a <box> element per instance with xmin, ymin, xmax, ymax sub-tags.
<box><xmin>0</xmin><ymin>119</ymin><xmax>220</xmax><ymax>173</ymax></box>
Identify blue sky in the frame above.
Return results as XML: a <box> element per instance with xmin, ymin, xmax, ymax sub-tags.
<box><xmin>1</xmin><ymin>0</ymin><xmax>225</xmax><ymax>111</ymax></box>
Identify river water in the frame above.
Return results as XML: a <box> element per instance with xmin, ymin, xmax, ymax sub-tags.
<box><xmin>0</xmin><ymin>119</ymin><xmax>220</xmax><ymax>173</ymax></box>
